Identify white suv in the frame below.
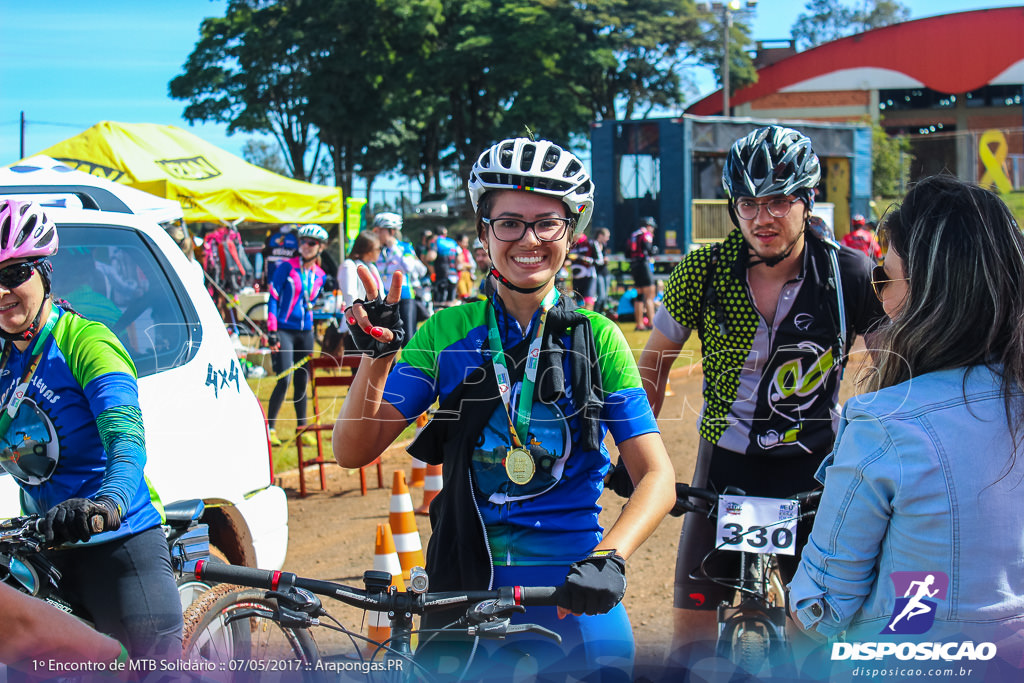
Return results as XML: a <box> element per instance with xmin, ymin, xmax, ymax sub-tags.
<box><xmin>0</xmin><ymin>161</ymin><xmax>288</xmax><ymax>569</ymax></box>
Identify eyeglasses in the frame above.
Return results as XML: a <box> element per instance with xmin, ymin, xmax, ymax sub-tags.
<box><xmin>734</xmin><ymin>197</ymin><xmax>801</xmax><ymax>221</ymax></box>
<box><xmin>0</xmin><ymin>260</ymin><xmax>41</xmax><ymax>290</ymax></box>
<box><xmin>299</xmin><ymin>238</ymin><xmax>321</xmax><ymax>248</ymax></box>
<box><xmin>482</xmin><ymin>216</ymin><xmax>573</xmax><ymax>243</ymax></box>
<box><xmin>871</xmin><ymin>264</ymin><xmax>910</xmax><ymax>300</ymax></box>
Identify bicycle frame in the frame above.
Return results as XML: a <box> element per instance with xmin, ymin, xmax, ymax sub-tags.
<box><xmin>675</xmin><ymin>483</ymin><xmax>820</xmax><ymax>673</ymax></box>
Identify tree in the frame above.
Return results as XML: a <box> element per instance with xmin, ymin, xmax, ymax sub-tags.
<box><xmin>171</xmin><ymin>0</ymin><xmax>739</xmax><ymax>206</ymax></box>
<box><xmin>241</xmin><ymin>139</ymin><xmax>289</xmax><ymax>176</ymax></box>
<box><xmin>871</xmin><ymin>120</ymin><xmax>913</xmax><ymax>199</ymax></box>
<box><xmin>792</xmin><ymin>0</ymin><xmax>909</xmax><ymax>51</ymax></box>
<box><xmin>170</xmin><ymin>1</ymin><xmax>324</xmax><ymax>180</ymax></box>
<box><xmin>305</xmin><ymin>0</ymin><xmax>443</xmax><ymax>200</ymax></box>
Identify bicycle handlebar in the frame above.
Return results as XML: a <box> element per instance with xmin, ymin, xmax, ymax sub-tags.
<box><xmin>672</xmin><ymin>483</ymin><xmax>822</xmax><ymax>518</ymax></box>
<box><xmin>194</xmin><ymin>561</ymin><xmax>560</xmax><ymax>614</ymax></box>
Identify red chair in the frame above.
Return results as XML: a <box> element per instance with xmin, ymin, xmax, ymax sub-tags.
<box><xmin>294</xmin><ymin>353</ymin><xmax>384</xmax><ymax>497</ymax></box>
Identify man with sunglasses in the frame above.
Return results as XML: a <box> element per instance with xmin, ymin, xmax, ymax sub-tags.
<box><xmin>636</xmin><ymin>126</ymin><xmax>884</xmax><ymax>658</ymax></box>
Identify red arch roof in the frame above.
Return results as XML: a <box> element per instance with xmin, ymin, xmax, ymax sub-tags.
<box><xmin>688</xmin><ymin>7</ymin><xmax>1024</xmax><ymax>115</ymax></box>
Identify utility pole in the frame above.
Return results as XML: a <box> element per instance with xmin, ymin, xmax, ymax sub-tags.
<box><xmin>700</xmin><ymin>1</ymin><xmax>757</xmax><ymax>117</ymax></box>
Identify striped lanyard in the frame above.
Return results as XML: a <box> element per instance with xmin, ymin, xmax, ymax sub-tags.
<box><xmin>0</xmin><ymin>304</ymin><xmax>59</xmax><ymax>440</ymax></box>
<box><xmin>485</xmin><ymin>289</ymin><xmax>559</xmax><ymax>449</ymax></box>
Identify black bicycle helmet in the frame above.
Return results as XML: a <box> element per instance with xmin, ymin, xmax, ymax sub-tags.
<box><xmin>722</xmin><ymin>126</ymin><xmax>820</xmax><ymax>206</ymax></box>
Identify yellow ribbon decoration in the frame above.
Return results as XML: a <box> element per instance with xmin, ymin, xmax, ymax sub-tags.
<box><xmin>979</xmin><ymin>129</ymin><xmax>1014</xmax><ymax>194</ymax></box>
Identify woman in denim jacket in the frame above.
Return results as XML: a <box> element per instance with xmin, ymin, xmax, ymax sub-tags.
<box><xmin>790</xmin><ymin>175</ymin><xmax>1024</xmax><ymax>671</ymax></box>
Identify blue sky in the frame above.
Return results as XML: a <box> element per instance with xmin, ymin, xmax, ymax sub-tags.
<box><xmin>1</xmin><ymin>0</ymin><xmax>1019</xmax><ymax>175</ymax></box>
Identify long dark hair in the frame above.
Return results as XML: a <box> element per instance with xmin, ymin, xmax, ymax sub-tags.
<box><xmin>347</xmin><ymin>231</ymin><xmax>380</xmax><ymax>262</ymax></box>
<box><xmin>870</xmin><ymin>174</ymin><xmax>1024</xmax><ymax>434</ymax></box>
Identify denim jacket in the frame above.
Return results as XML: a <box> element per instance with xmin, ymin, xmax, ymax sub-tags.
<box><xmin>789</xmin><ymin>365</ymin><xmax>1024</xmax><ymax>650</ymax></box>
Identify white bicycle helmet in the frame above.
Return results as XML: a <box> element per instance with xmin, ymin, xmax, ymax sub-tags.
<box><xmin>372</xmin><ymin>212</ymin><xmax>403</xmax><ymax>231</ymax></box>
<box><xmin>298</xmin><ymin>224</ymin><xmax>328</xmax><ymax>242</ymax></box>
<box><xmin>468</xmin><ymin>138</ymin><xmax>594</xmax><ymax>236</ymax></box>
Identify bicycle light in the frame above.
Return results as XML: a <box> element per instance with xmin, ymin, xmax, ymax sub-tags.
<box><xmin>408</xmin><ymin>566</ymin><xmax>429</xmax><ymax>594</ymax></box>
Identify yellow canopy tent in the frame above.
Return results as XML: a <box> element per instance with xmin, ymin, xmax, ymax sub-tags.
<box><xmin>35</xmin><ymin>121</ymin><xmax>343</xmax><ymax>225</ymax></box>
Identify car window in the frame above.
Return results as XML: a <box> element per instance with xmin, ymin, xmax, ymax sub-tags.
<box><xmin>49</xmin><ymin>224</ymin><xmax>203</xmax><ymax>377</ymax></box>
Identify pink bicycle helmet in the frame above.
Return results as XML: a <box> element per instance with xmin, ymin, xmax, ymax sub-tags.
<box><xmin>0</xmin><ymin>199</ymin><xmax>59</xmax><ymax>262</ymax></box>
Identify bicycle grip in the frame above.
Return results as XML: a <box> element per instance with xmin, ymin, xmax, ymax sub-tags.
<box><xmin>518</xmin><ymin>586</ymin><xmax>559</xmax><ymax>606</ymax></box>
<box><xmin>195</xmin><ymin>560</ymin><xmax>297</xmax><ymax>590</ymax></box>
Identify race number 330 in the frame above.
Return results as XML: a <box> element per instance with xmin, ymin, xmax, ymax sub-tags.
<box><xmin>716</xmin><ymin>495</ymin><xmax>799</xmax><ymax>556</ymax></box>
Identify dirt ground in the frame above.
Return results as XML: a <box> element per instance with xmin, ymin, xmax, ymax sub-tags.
<box><xmin>273</xmin><ymin>348</ymin><xmax>868</xmax><ymax>671</ymax></box>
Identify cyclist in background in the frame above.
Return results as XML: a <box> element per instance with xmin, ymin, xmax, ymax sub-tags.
<box><xmin>265</xmin><ymin>224</ymin><xmax>328</xmax><ymax>448</ymax></box>
<box><xmin>371</xmin><ymin>213</ymin><xmax>419</xmax><ymax>344</ymax></box>
<box><xmin>790</xmin><ymin>175</ymin><xmax>1024</xmax><ymax>672</ymax></box>
<box><xmin>335</xmin><ymin>137</ymin><xmax>675</xmax><ymax>680</ymax></box>
<box><xmin>627</xmin><ymin>217</ymin><xmax>658</xmax><ymax>330</ymax></box>
<box><xmin>262</xmin><ymin>223</ymin><xmax>299</xmax><ymax>286</ymax></box>
<box><xmin>636</xmin><ymin>126</ymin><xmax>884</xmax><ymax>660</ymax></box>
<box><xmin>431</xmin><ymin>226</ymin><xmax>461</xmax><ymax>308</ymax></box>
<box><xmin>568</xmin><ymin>231</ymin><xmax>598</xmax><ymax>310</ymax></box>
<box><xmin>0</xmin><ymin>199</ymin><xmax>182</xmax><ymax>660</ymax></box>
<box><xmin>841</xmin><ymin>213</ymin><xmax>882</xmax><ymax>262</ymax></box>
<box><xmin>592</xmin><ymin>227</ymin><xmax>612</xmax><ymax>315</ymax></box>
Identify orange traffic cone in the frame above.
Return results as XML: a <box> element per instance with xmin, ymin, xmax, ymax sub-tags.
<box><xmin>665</xmin><ymin>377</ymin><xmax>675</xmax><ymax>398</ymax></box>
<box><xmin>409</xmin><ymin>457</ymin><xmax>427</xmax><ymax>488</ymax></box>
<box><xmin>415</xmin><ymin>463</ymin><xmax>443</xmax><ymax>515</ymax></box>
<box><xmin>389</xmin><ymin>471</ymin><xmax>425</xmax><ymax>579</ymax></box>
<box><xmin>367</xmin><ymin>523</ymin><xmax>404</xmax><ymax>655</ymax></box>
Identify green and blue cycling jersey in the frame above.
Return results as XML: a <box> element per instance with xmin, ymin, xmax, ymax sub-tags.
<box><xmin>383</xmin><ymin>295</ymin><xmax>658</xmax><ymax>566</ymax></box>
<box><xmin>0</xmin><ymin>306</ymin><xmax>162</xmax><ymax>542</ymax></box>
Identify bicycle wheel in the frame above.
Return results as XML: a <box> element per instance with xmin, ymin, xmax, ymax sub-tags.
<box><xmin>177</xmin><ymin>574</ymin><xmax>214</xmax><ymax>612</ymax></box>
<box><xmin>182</xmin><ymin>583</ymin><xmax>321</xmax><ymax>681</ymax></box>
<box><xmin>735</xmin><ymin>628</ymin><xmax>770</xmax><ymax>673</ymax></box>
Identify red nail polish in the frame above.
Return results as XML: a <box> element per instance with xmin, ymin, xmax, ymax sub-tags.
<box><xmin>347</xmin><ymin>317</ymin><xmax>356</xmax><ymax>325</ymax></box>
<box><xmin>370</xmin><ymin>327</ymin><xmax>384</xmax><ymax>339</ymax></box>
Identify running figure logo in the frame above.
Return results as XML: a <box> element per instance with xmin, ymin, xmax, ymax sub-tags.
<box><xmin>883</xmin><ymin>571</ymin><xmax>949</xmax><ymax>635</ymax></box>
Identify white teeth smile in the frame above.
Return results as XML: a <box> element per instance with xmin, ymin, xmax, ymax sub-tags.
<box><xmin>0</xmin><ymin>303</ymin><xmax>16</xmax><ymax>312</ymax></box>
<box><xmin>514</xmin><ymin>255</ymin><xmax>543</xmax><ymax>264</ymax></box>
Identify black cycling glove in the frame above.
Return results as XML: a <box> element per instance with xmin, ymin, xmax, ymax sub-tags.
<box><xmin>556</xmin><ymin>550</ymin><xmax>627</xmax><ymax>615</ymax></box>
<box><xmin>347</xmin><ymin>297</ymin><xmax>405</xmax><ymax>358</ymax></box>
<box><xmin>604</xmin><ymin>458</ymin><xmax>635</xmax><ymax>498</ymax></box>
<box><xmin>267</xmin><ymin>331</ymin><xmax>280</xmax><ymax>349</ymax></box>
<box><xmin>43</xmin><ymin>497</ymin><xmax>122</xmax><ymax>544</ymax></box>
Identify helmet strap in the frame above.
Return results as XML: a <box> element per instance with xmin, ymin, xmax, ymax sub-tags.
<box><xmin>489</xmin><ymin>267</ymin><xmax>546</xmax><ymax>294</ymax></box>
<box><xmin>0</xmin><ymin>294</ymin><xmax>51</xmax><ymax>344</ymax></box>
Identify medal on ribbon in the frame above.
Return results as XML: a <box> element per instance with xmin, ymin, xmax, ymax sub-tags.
<box><xmin>504</xmin><ymin>447</ymin><xmax>536</xmax><ymax>485</ymax></box>
<box><xmin>486</xmin><ymin>290</ymin><xmax>559</xmax><ymax>488</ymax></box>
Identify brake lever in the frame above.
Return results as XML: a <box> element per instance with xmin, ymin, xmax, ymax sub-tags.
<box><xmin>465</xmin><ymin>598</ymin><xmax>525</xmax><ymax>624</ymax></box>
<box><xmin>266</xmin><ymin>588</ymin><xmax>323</xmax><ymax>627</ymax></box>
<box><xmin>223</xmin><ymin>607</ymin><xmax>277</xmax><ymax>626</ymax></box>
<box><xmin>507</xmin><ymin>623</ymin><xmax>562</xmax><ymax>645</ymax></box>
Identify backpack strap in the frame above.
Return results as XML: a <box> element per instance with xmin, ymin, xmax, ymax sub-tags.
<box><xmin>697</xmin><ymin>243</ymin><xmax>727</xmax><ymax>337</ymax></box>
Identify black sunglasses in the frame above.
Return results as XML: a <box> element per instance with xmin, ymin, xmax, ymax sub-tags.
<box><xmin>871</xmin><ymin>264</ymin><xmax>909</xmax><ymax>300</ymax></box>
<box><xmin>299</xmin><ymin>238</ymin><xmax>321</xmax><ymax>247</ymax></box>
<box><xmin>0</xmin><ymin>260</ymin><xmax>41</xmax><ymax>290</ymax></box>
